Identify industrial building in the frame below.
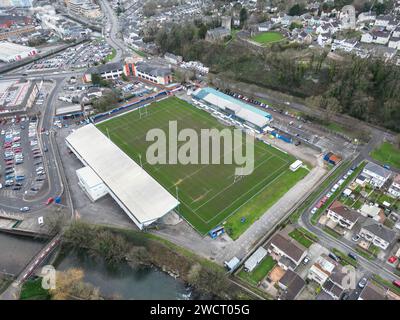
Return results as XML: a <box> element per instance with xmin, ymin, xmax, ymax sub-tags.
<box><xmin>192</xmin><ymin>87</ymin><xmax>272</xmax><ymax>132</ymax></box>
<box><xmin>0</xmin><ymin>41</ymin><xmax>37</xmax><ymax>63</ymax></box>
<box><xmin>0</xmin><ymin>79</ymin><xmax>38</xmax><ymax>112</ymax></box>
<box><xmin>66</xmin><ymin>124</ymin><xmax>180</xmax><ymax>230</ymax></box>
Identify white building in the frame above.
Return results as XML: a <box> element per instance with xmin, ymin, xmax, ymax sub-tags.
<box><xmin>290</xmin><ymin>160</ymin><xmax>303</xmax><ymax>172</ymax></box>
<box><xmin>308</xmin><ymin>254</ymin><xmax>337</xmax><ymax>285</ymax></box>
<box><xmin>0</xmin><ymin>41</ymin><xmax>37</xmax><ymax>63</ymax></box>
<box><xmin>359</xmin><ymin>222</ymin><xmax>396</xmax><ymax>250</ymax></box>
<box><xmin>66</xmin><ymin>124</ymin><xmax>180</xmax><ymax>230</ymax></box>
<box><xmin>388</xmin><ymin>174</ymin><xmax>400</xmax><ymax>198</ymax></box>
<box><xmin>362</xmin><ymin>162</ymin><xmax>392</xmax><ymax>188</ymax></box>
<box><xmin>389</xmin><ymin>37</ymin><xmax>400</xmax><ymax>50</ymax></box>
<box><xmin>327</xmin><ymin>200</ymin><xmax>359</xmax><ymax>230</ymax></box>
<box><xmin>244</xmin><ymin>247</ymin><xmax>268</xmax><ymax>272</ymax></box>
<box><xmin>76</xmin><ymin>166</ymin><xmax>108</xmax><ymax>201</ymax></box>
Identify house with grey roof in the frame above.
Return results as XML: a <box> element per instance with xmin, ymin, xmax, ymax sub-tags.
<box><xmin>83</xmin><ymin>62</ymin><xmax>124</xmax><ymax>83</ymax></box>
<box><xmin>278</xmin><ymin>269</ymin><xmax>305</xmax><ymax>300</ymax></box>
<box><xmin>327</xmin><ymin>200</ymin><xmax>359</xmax><ymax>230</ymax></box>
<box><xmin>359</xmin><ymin>222</ymin><xmax>397</xmax><ymax>250</ymax></box>
<box><xmin>322</xmin><ymin>266</ymin><xmax>347</xmax><ymax>300</ymax></box>
<box><xmin>362</xmin><ymin>162</ymin><xmax>392</xmax><ymax>188</ymax></box>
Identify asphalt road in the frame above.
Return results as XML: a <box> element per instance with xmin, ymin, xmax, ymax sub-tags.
<box><xmin>299</xmin><ymin>135</ymin><xmax>400</xmax><ymax>283</ymax></box>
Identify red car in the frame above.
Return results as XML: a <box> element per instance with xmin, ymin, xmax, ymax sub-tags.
<box><xmin>5</xmin><ymin>160</ymin><xmax>13</xmax><ymax>165</ymax></box>
<box><xmin>46</xmin><ymin>197</ymin><xmax>54</xmax><ymax>205</ymax></box>
<box><xmin>321</xmin><ymin>196</ymin><xmax>328</xmax><ymax>204</ymax></box>
<box><xmin>388</xmin><ymin>256</ymin><xmax>398</xmax><ymax>264</ymax></box>
<box><xmin>393</xmin><ymin>280</ymin><xmax>400</xmax><ymax>288</ymax></box>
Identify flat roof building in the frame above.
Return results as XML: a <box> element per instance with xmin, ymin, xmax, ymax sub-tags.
<box><xmin>192</xmin><ymin>87</ymin><xmax>272</xmax><ymax>132</ymax></box>
<box><xmin>66</xmin><ymin>124</ymin><xmax>180</xmax><ymax>229</ymax></box>
<box><xmin>0</xmin><ymin>41</ymin><xmax>37</xmax><ymax>63</ymax></box>
<box><xmin>0</xmin><ymin>79</ymin><xmax>38</xmax><ymax>113</ymax></box>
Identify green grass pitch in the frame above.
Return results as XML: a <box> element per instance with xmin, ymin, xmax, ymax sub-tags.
<box><xmin>251</xmin><ymin>31</ymin><xmax>284</xmax><ymax>44</ymax></box>
<box><xmin>96</xmin><ymin>96</ymin><xmax>308</xmax><ymax>237</ymax></box>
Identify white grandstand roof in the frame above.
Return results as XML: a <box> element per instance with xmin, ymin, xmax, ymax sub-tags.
<box><xmin>66</xmin><ymin>124</ymin><xmax>179</xmax><ymax>225</ymax></box>
<box><xmin>203</xmin><ymin>93</ymin><xmax>241</xmax><ymax>113</ymax></box>
<box><xmin>236</xmin><ymin>108</ymin><xmax>269</xmax><ymax>128</ymax></box>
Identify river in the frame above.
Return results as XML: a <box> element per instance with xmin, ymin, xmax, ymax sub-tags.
<box><xmin>55</xmin><ymin>250</ymin><xmax>193</xmax><ymax>300</ymax></box>
<box><xmin>0</xmin><ymin>233</ymin><xmax>45</xmax><ymax>276</ymax></box>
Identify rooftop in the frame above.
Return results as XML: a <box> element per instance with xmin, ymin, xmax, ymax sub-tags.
<box><xmin>65</xmin><ymin>124</ymin><xmax>180</xmax><ymax>226</ymax></box>
<box><xmin>266</xmin><ymin>233</ymin><xmax>306</xmax><ymax>263</ymax></box>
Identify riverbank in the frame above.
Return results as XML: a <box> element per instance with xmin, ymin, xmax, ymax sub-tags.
<box><xmin>59</xmin><ymin>222</ymin><xmax>254</xmax><ymax>300</ymax></box>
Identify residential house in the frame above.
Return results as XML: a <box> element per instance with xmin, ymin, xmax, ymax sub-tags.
<box><xmin>355</xmin><ymin>174</ymin><xmax>369</xmax><ymax>187</ymax></box>
<box><xmin>317</xmin><ymin>33</ymin><xmax>332</xmax><ymax>47</ymax></box>
<box><xmin>296</xmin><ymin>31</ymin><xmax>313</xmax><ymax>44</ymax></box>
<box><xmin>359</xmin><ymin>222</ymin><xmax>397</xmax><ymax>250</ymax></box>
<box><xmin>358</xmin><ymin>282</ymin><xmax>387</xmax><ymax>300</ymax></box>
<box><xmin>331</xmin><ymin>39</ymin><xmax>358</xmax><ymax>52</ymax></box>
<box><xmin>278</xmin><ymin>269</ymin><xmax>305</xmax><ymax>300</ymax></box>
<box><xmin>357</xmin><ymin>12</ymin><xmax>376</xmax><ymax>24</ymax></box>
<box><xmin>388</xmin><ymin>174</ymin><xmax>400</xmax><ymax>198</ymax></box>
<box><xmin>244</xmin><ymin>246</ymin><xmax>267</xmax><ymax>272</ymax></box>
<box><xmin>389</xmin><ymin>37</ymin><xmax>400</xmax><ymax>50</ymax></box>
<box><xmin>308</xmin><ymin>254</ymin><xmax>337</xmax><ymax>285</ymax></box>
<box><xmin>362</xmin><ymin>162</ymin><xmax>392</xmax><ymax>188</ymax></box>
<box><xmin>327</xmin><ymin>200</ymin><xmax>359</xmax><ymax>230</ymax></box>
<box><xmin>359</xmin><ymin>203</ymin><xmax>384</xmax><ymax>222</ymax></box>
<box><xmin>386</xmin><ymin>18</ymin><xmax>398</xmax><ymax>31</ymax></box>
<box><xmin>164</xmin><ymin>52</ymin><xmax>183</xmax><ymax>65</ymax></box>
<box><xmin>258</xmin><ymin>21</ymin><xmax>273</xmax><ymax>32</ymax></box>
<box><xmin>265</xmin><ymin>233</ymin><xmax>307</xmax><ymax>271</ymax></box>
<box><xmin>374</xmin><ymin>15</ymin><xmax>392</xmax><ymax>28</ymax></box>
<box><xmin>321</xmin><ymin>266</ymin><xmax>347</xmax><ymax>300</ymax></box>
<box><xmin>393</xmin><ymin>26</ymin><xmax>400</xmax><ymax>38</ymax></box>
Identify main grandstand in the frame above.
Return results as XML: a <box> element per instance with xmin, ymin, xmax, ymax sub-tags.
<box><xmin>192</xmin><ymin>87</ymin><xmax>272</xmax><ymax>132</ymax></box>
<box><xmin>66</xmin><ymin>123</ymin><xmax>180</xmax><ymax>230</ymax></box>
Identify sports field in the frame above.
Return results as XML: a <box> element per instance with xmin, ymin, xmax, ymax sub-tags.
<box><xmin>251</xmin><ymin>31</ymin><xmax>284</xmax><ymax>44</ymax></box>
<box><xmin>97</xmin><ymin>97</ymin><xmax>307</xmax><ymax>236</ymax></box>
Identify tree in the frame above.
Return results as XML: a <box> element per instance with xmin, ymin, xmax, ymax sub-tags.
<box><xmin>239</xmin><ymin>8</ymin><xmax>248</xmax><ymax>27</ymax></box>
<box><xmin>50</xmin><ymin>268</ymin><xmax>101</xmax><ymax>300</ymax></box>
<box><xmin>198</xmin><ymin>23</ymin><xmax>208</xmax><ymax>39</ymax></box>
<box><xmin>288</xmin><ymin>4</ymin><xmax>306</xmax><ymax>16</ymax></box>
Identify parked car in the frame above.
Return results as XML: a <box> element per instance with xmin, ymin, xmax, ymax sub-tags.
<box><xmin>20</xmin><ymin>207</ymin><xmax>30</xmax><ymax>212</ymax></box>
<box><xmin>348</xmin><ymin>252</ymin><xmax>357</xmax><ymax>260</ymax></box>
<box><xmin>302</xmin><ymin>256</ymin><xmax>311</xmax><ymax>265</ymax></box>
<box><xmin>351</xmin><ymin>234</ymin><xmax>361</xmax><ymax>242</ymax></box>
<box><xmin>311</xmin><ymin>207</ymin><xmax>318</xmax><ymax>215</ymax></box>
<box><xmin>393</xmin><ymin>280</ymin><xmax>400</xmax><ymax>288</ymax></box>
<box><xmin>388</xmin><ymin>256</ymin><xmax>398</xmax><ymax>264</ymax></box>
<box><xmin>46</xmin><ymin>197</ymin><xmax>54</xmax><ymax>205</ymax></box>
<box><xmin>358</xmin><ymin>277</ymin><xmax>368</xmax><ymax>288</ymax></box>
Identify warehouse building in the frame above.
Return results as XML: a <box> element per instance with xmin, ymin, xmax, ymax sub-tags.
<box><xmin>66</xmin><ymin>124</ymin><xmax>180</xmax><ymax>229</ymax></box>
<box><xmin>0</xmin><ymin>41</ymin><xmax>37</xmax><ymax>62</ymax></box>
<box><xmin>0</xmin><ymin>79</ymin><xmax>38</xmax><ymax>112</ymax></box>
<box><xmin>192</xmin><ymin>87</ymin><xmax>272</xmax><ymax>132</ymax></box>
